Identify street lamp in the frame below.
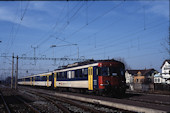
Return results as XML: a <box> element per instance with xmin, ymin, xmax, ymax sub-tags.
<box><xmin>50</xmin><ymin>45</ymin><xmax>56</xmax><ymax>58</ymax></box>
<box><xmin>73</xmin><ymin>44</ymin><xmax>79</xmax><ymax>59</ymax></box>
<box><xmin>50</xmin><ymin>45</ymin><xmax>56</xmax><ymax>48</ymax></box>
<box><xmin>50</xmin><ymin>44</ymin><xmax>79</xmax><ymax>59</ymax></box>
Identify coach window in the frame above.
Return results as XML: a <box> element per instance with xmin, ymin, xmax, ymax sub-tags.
<box><xmin>96</xmin><ymin>67</ymin><xmax>101</xmax><ymax>76</ymax></box>
<box><xmin>71</xmin><ymin>71</ymin><xmax>75</xmax><ymax>78</ymax></box>
<box><xmin>57</xmin><ymin>73</ymin><xmax>60</xmax><ymax>79</ymax></box>
<box><xmin>43</xmin><ymin>76</ymin><xmax>46</xmax><ymax>81</ymax></box>
<box><xmin>59</xmin><ymin>72</ymin><xmax>62</xmax><ymax>79</ymax></box>
<box><xmin>39</xmin><ymin>76</ymin><xmax>41</xmax><ymax>81</ymax></box>
<box><xmin>65</xmin><ymin>72</ymin><xmax>67</xmax><ymax>78</ymax></box>
<box><xmin>83</xmin><ymin>68</ymin><xmax>88</xmax><ymax>77</ymax></box>
<box><xmin>49</xmin><ymin>75</ymin><xmax>52</xmax><ymax>80</ymax></box>
<box><xmin>40</xmin><ymin>76</ymin><xmax>42</xmax><ymax>81</ymax></box>
<box><xmin>60</xmin><ymin>72</ymin><xmax>62</xmax><ymax>79</ymax></box>
<box><xmin>63</xmin><ymin>72</ymin><xmax>66</xmax><ymax>78</ymax></box>
<box><xmin>67</xmin><ymin>71</ymin><xmax>69</xmax><ymax>78</ymax></box>
<box><xmin>37</xmin><ymin>76</ymin><xmax>40</xmax><ymax>81</ymax></box>
<box><xmin>38</xmin><ymin>76</ymin><xmax>40</xmax><ymax>81</ymax></box>
<box><xmin>75</xmin><ymin>70</ymin><xmax>78</xmax><ymax>78</ymax></box>
<box><xmin>67</xmin><ymin>71</ymin><xmax>71</xmax><ymax>79</ymax></box>
<box><xmin>62</xmin><ymin>72</ymin><xmax>65</xmax><ymax>78</ymax></box>
<box><xmin>79</xmin><ymin>69</ymin><xmax>83</xmax><ymax>78</ymax></box>
<box><xmin>39</xmin><ymin>76</ymin><xmax>42</xmax><ymax>81</ymax></box>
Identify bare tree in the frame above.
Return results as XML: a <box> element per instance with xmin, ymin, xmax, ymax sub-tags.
<box><xmin>161</xmin><ymin>37</ymin><xmax>170</xmax><ymax>57</ymax></box>
<box><xmin>114</xmin><ymin>57</ymin><xmax>131</xmax><ymax>70</ymax></box>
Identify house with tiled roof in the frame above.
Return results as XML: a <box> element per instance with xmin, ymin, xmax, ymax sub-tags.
<box><xmin>126</xmin><ymin>69</ymin><xmax>158</xmax><ymax>84</ymax></box>
<box><xmin>125</xmin><ymin>69</ymin><xmax>158</xmax><ymax>91</ymax></box>
<box><xmin>161</xmin><ymin>59</ymin><xmax>170</xmax><ymax>84</ymax></box>
<box><xmin>154</xmin><ymin>73</ymin><xmax>162</xmax><ymax>84</ymax></box>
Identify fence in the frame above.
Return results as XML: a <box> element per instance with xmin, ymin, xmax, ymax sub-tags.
<box><xmin>154</xmin><ymin>83</ymin><xmax>170</xmax><ymax>91</ymax></box>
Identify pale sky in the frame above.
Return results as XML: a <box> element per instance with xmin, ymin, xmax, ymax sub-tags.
<box><xmin>0</xmin><ymin>1</ymin><xmax>169</xmax><ymax>79</ymax></box>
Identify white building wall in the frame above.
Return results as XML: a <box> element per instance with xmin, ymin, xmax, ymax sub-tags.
<box><xmin>125</xmin><ymin>71</ymin><xmax>133</xmax><ymax>83</ymax></box>
<box><xmin>154</xmin><ymin>77</ymin><xmax>162</xmax><ymax>83</ymax></box>
<box><xmin>161</xmin><ymin>61</ymin><xmax>170</xmax><ymax>84</ymax></box>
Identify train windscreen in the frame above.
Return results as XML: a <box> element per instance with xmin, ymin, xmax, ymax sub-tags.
<box><xmin>99</xmin><ymin>67</ymin><xmax>124</xmax><ymax>76</ymax></box>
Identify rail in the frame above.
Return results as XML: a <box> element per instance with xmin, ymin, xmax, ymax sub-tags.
<box><xmin>0</xmin><ymin>92</ymin><xmax>11</xmax><ymax>113</ymax></box>
<box><xmin>15</xmin><ymin>95</ymin><xmax>41</xmax><ymax>113</ymax></box>
<box><xmin>24</xmin><ymin>90</ymin><xmax>105</xmax><ymax>113</ymax></box>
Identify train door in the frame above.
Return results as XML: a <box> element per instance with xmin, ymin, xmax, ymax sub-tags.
<box><xmin>33</xmin><ymin>77</ymin><xmax>35</xmax><ymax>86</ymax></box>
<box><xmin>24</xmin><ymin>78</ymin><xmax>25</xmax><ymax>85</ymax></box>
<box><xmin>47</xmin><ymin>75</ymin><xmax>49</xmax><ymax>87</ymax></box>
<box><xmin>54</xmin><ymin>73</ymin><xmax>57</xmax><ymax>88</ymax></box>
<box><xmin>30</xmin><ymin>77</ymin><xmax>32</xmax><ymax>86</ymax></box>
<box><xmin>93</xmin><ymin>67</ymin><xmax>98</xmax><ymax>89</ymax></box>
<box><xmin>88</xmin><ymin>67</ymin><xmax>93</xmax><ymax>90</ymax></box>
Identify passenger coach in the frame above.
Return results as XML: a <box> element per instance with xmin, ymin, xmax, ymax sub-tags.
<box><xmin>18</xmin><ymin>72</ymin><xmax>53</xmax><ymax>87</ymax></box>
<box><xmin>18</xmin><ymin>59</ymin><xmax>127</xmax><ymax>95</ymax></box>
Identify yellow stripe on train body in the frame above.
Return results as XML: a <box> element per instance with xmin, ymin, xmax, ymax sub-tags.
<box><xmin>33</xmin><ymin>77</ymin><xmax>35</xmax><ymax>86</ymax></box>
<box><xmin>47</xmin><ymin>75</ymin><xmax>49</xmax><ymax>87</ymax></box>
<box><xmin>54</xmin><ymin>73</ymin><xmax>57</xmax><ymax>88</ymax></box>
<box><xmin>39</xmin><ymin>74</ymin><xmax>51</xmax><ymax>87</ymax></box>
<box><xmin>31</xmin><ymin>77</ymin><xmax>33</xmax><ymax>85</ymax></box>
<box><xmin>88</xmin><ymin>67</ymin><xmax>93</xmax><ymax>90</ymax></box>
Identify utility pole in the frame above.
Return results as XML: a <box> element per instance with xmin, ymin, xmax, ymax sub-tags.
<box><xmin>31</xmin><ymin>45</ymin><xmax>38</xmax><ymax>65</ymax></box>
<box><xmin>15</xmin><ymin>56</ymin><xmax>18</xmax><ymax>90</ymax></box>
<box><xmin>77</xmin><ymin>47</ymin><xmax>79</xmax><ymax>59</ymax></box>
<box><xmin>73</xmin><ymin>44</ymin><xmax>79</xmax><ymax>59</ymax></box>
<box><xmin>169</xmin><ymin>0</ymin><xmax>170</xmax><ymax>58</ymax></box>
<box><xmin>11</xmin><ymin>53</ymin><xmax>14</xmax><ymax>89</ymax></box>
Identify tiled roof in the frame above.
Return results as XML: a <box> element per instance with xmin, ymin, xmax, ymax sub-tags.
<box><xmin>126</xmin><ymin>69</ymin><xmax>155</xmax><ymax>76</ymax></box>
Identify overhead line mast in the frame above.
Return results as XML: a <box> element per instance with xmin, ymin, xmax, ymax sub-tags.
<box><xmin>169</xmin><ymin>0</ymin><xmax>170</xmax><ymax>58</ymax></box>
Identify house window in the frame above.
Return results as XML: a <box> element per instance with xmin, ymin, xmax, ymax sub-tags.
<box><xmin>141</xmin><ymin>79</ymin><xmax>144</xmax><ymax>83</ymax></box>
<box><xmin>158</xmin><ymin>78</ymin><xmax>160</xmax><ymax>83</ymax></box>
<box><xmin>136</xmin><ymin>79</ymin><xmax>138</xmax><ymax>83</ymax></box>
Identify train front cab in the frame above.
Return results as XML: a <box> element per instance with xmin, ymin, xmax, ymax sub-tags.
<box><xmin>97</xmin><ymin>62</ymin><xmax>126</xmax><ymax>96</ymax></box>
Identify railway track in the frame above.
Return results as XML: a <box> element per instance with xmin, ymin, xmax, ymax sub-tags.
<box><xmin>19</xmin><ymin>86</ymin><xmax>170</xmax><ymax>113</ymax></box>
<box><xmin>23</xmin><ymin>90</ymin><xmax>114</xmax><ymax>113</ymax></box>
<box><xmin>19</xmin><ymin>88</ymin><xmax>134</xmax><ymax>113</ymax></box>
<box><xmin>127</xmin><ymin>97</ymin><xmax>170</xmax><ymax>106</ymax></box>
<box><xmin>0</xmin><ymin>90</ymin><xmax>41</xmax><ymax>113</ymax></box>
<box><xmin>14</xmin><ymin>95</ymin><xmax>41</xmax><ymax>113</ymax></box>
<box><xmin>24</xmin><ymin>86</ymin><xmax>170</xmax><ymax>107</ymax></box>
<box><xmin>0</xmin><ymin>91</ymin><xmax>11</xmax><ymax>113</ymax></box>
<box><xmin>125</xmin><ymin>92</ymin><xmax>170</xmax><ymax>106</ymax></box>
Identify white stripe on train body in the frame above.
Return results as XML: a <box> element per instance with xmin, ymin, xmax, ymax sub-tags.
<box><xmin>53</xmin><ymin>63</ymin><xmax>98</xmax><ymax>73</ymax></box>
<box><xmin>18</xmin><ymin>81</ymin><xmax>52</xmax><ymax>87</ymax></box>
<box><xmin>56</xmin><ymin>80</ymin><xmax>88</xmax><ymax>88</ymax></box>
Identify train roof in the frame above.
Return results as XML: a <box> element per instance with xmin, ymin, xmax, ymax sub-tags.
<box><xmin>18</xmin><ymin>59</ymin><xmax>124</xmax><ymax>79</ymax></box>
<box><xmin>18</xmin><ymin>71</ymin><xmax>53</xmax><ymax>79</ymax></box>
<box><xmin>54</xmin><ymin>59</ymin><xmax>124</xmax><ymax>71</ymax></box>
